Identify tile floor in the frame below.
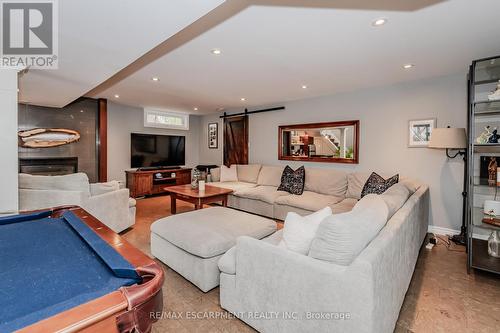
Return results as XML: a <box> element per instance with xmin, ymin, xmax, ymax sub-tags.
<box><xmin>122</xmin><ymin>196</ymin><xmax>500</xmax><ymax>333</ymax></box>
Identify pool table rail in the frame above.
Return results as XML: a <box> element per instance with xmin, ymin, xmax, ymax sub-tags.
<box><xmin>15</xmin><ymin>206</ymin><xmax>164</xmax><ymax>333</ymax></box>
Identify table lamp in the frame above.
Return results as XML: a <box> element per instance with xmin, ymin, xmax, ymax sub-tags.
<box><xmin>428</xmin><ymin>127</ymin><xmax>467</xmax><ymax>245</ymax></box>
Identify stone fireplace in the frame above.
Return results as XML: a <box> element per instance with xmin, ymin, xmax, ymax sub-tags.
<box><xmin>18</xmin><ymin>98</ymin><xmax>98</xmax><ymax>182</ymax></box>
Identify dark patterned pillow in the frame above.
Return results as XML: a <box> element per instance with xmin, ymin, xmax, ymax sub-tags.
<box><xmin>361</xmin><ymin>172</ymin><xmax>399</xmax><ymax>197</ymax></box>
<box><xmin>278</xmin><ymin>166</ymin><xmax>306</xmax><ymax>195</ymax></box>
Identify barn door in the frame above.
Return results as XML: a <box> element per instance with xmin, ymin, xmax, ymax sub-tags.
<box><xmin>223</xmin><ymin>115</ymin><xmax>248</xmax><ymax>166</ymax></box>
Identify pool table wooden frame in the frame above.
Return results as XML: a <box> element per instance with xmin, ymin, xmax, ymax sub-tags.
<box><xmin>16</xmin><ymin>206</ymin><xmax>164</xmax><ymax>333</ymax></box>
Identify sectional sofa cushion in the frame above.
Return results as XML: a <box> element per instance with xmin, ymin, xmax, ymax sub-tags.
<box><xmin>19</xmin><ymin>173</ymin><xmax>91</xmax><ymax>195</ymax></box>
<box><xmin>90</xmin><ymin>180</ymin><xmax>120</xmax><ymax>196</ymax></box>
<box><xmin>233</xmin><ymin>185</ymin><xmax>288</xmax><ymax>204</ymax></box>
<box><xmin>279</xmin><ymin>207</ymin><xmax>333</xmax><ymax>254</ymax></box>
<box><xmin>331</xmin><ymin>198</ymin><xmax>358</xmax><ymax>214</ymax></box>
<box><xmin>400</xmin><ymin>178</ymin><xmax>421</xmax><ymax>194</ymax></box>
<box><xmin>210</xmin><ymin>167</ymin><xmax>220</xmax><ymax>182</ymax></box>
<box><xmin>236</xmin><ymin>164</ymin><xmax>262</xmax><ymax>183</ymax></box>
<box><xmin>346</xmin><ymin>172</ymin><xmax>371</xmax><ymax>199</ymax></box>
<box><xmin>220</xmin><ymin>165</ymin><xmax>238</xmax><ymax>182</ymax></box>
<box><xmin>308</xmin><ymin>194</ymin><xmax>389</xmax><ymax>265</ymax></box>
<box><xmin>257</xmin><ymin>165</ymin><xmax>285</xmax><ymax>187</ymax></box>
<box><xmin>304</xmin><ymin>167</ymin><xmax>348</xmax><ymax>197</ymax></box>
<box><xmin>210</xmin><ymin>181</ymin><xmax>256</xmax><ymax>192</ymax></box>
<box><xmin>218</xmin><ymin>246</ymin><xmax>237</xmax><ymax>275</ymax></box>
<box><xmin>275</xmin><ymin>191</ymin><xmax>344</xmax><ymax>212</ymax></box>
<box><xmin>218</xmin><ymin>230</ymin><xmax>284</xmax><ymax>275</ymax></box>
<box><xmin>361</xmin><ymin>172</ymin><xmax>399</xmax><ymax>197</ymax></box>
<box><xmin>277</xmin><ymin>166</ymin><xmax>306</xmax><ymax>195</ymax></box>
<box><xmin>379</xmin><ymin>183</ymin><xmax>410</xmax><ymax>218</ymax></box>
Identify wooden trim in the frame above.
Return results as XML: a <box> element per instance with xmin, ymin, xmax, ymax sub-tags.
<box><xmin>278</xmin><ymin>120</ymin><xmax>360</xmax><ymax>164</ymax></box>
<box><xmin>19</xmin><ymin>291</ymin><xmax>128</xmax><ymax>333</ymax></box>
<box><xmin>18</xmin><ymin>207</ymin><xmax>164</xmax><ymax>333</ymax></box>
<box><xmin>98</xmin><ymin>99</ymin><xmax>108</xmax><ymax>182</ymax></box>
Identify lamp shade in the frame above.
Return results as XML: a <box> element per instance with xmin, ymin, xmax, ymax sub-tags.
<box><xmin>428</xmin><ymin>128</ymin><xmax>467</xmax><ymax>149</ymax></box>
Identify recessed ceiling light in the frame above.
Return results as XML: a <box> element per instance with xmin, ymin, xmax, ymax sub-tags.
<box><xmin>301</xmin><ymin>85</ymin><xmax>308</xmax><ymax>89</ymax></box>
<box><xmin>372</xmin><ymin>18</ymin><xmax>388</xmax><ymax>26</ymax></box>
<box><xmin>151</xmin><ymin>77</ymin><xmax>160</xmax><ymax>82</ymax></box>
<box><xmin>114</xmin><ymin>94</ymin><xmax>120</xmax><ymax>98</ymax></box>
<box><xmin>240</xmin><ymin>98</ymin><xmax>246</xmax><ymax>101</ymax></box>
<box><xmin>403</xmin><ymin>64</ymin><xmax>414</xmax><ymax>69</ymax></box>
<box><xmin>193</xmin><ymin>107</ymin><xmax>198</xmax><ymax>111</ymax></box>
<box><xmin>211</xmin><ymin>49</ymin><xmax>222</xmax><ymax>55</ymax></box>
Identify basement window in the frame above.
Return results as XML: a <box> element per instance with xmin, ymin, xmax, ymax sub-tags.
<box><xmin>144</xmin><ymin>109</ymin><xmax>189</xmax><ymax>130</ymax></box>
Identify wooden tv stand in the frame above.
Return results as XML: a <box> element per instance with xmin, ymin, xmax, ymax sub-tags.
<box><xmin>125</xmin><ymin>167</ymin><xmax>192</xmax><ymax>198</ymax></box>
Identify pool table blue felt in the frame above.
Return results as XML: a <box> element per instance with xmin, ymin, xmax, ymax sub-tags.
<box><xmin>0</xmin><ymin>210</ymin><xmax>141</xmax><ymax>332</ymax></box>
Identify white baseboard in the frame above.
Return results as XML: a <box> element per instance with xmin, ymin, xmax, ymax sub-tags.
<box><xmin>473</xmin><ymin>234</ymin><xmax>490</xmax><ymax>241</ymax></box>
<box><xmin>427</xmin><ymin>225</ymin><xmax>460</xmax><ymax>236</ymax></box>
<box><xmin>427</xmin><ymin>225</ymin><xmax>490</xmax><ymax>241</ymax></box>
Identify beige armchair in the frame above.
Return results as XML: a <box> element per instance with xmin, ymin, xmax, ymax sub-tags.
<box><xmin>18</xmin><ymin>173</ymin><xmax>135</xmax><ymax>233</ymax></box>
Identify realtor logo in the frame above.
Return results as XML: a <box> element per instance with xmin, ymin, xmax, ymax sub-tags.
<box><xmin>1</xmin><ymin>0</ymin><xmax>58</xmax><ymax>69</ymax></box>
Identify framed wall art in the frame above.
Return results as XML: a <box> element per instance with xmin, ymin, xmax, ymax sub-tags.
<box><xmin>208</xmin><ymin>122</ymin><xmax>218</xmax><ymax>149</ymax></box>
<box><xmin>408</xmin><ymin>118</ymin><xmax>436</xmax><ymax>147</ymax></box>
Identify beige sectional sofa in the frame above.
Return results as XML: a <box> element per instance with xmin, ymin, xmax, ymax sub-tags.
<box><xmin>210</xmin><ymin>164</ymin><xmax>381</xmax><ymax>220</ymax></box>
<box><xmin>218</xmin><ymin>182</ymin><xmax>429</xmax><ymax>333</ymax></box>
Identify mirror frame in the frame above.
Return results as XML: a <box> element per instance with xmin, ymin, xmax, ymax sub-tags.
<box><xmin>278</xmin><ymin>120</ymin><xmax>359</xmax><ymax>164</ymax></box>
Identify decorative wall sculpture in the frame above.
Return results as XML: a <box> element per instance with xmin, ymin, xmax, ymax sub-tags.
<box><xmin>18</xmin><ymin>128</ymin><xmax>81</xmax><ymax>148</ymax></box>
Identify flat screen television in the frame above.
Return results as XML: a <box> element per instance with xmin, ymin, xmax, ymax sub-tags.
<box><xmin>131</xmin><ymin>133</ymin><xmax>185</xmax><ymax>168</ymax></box>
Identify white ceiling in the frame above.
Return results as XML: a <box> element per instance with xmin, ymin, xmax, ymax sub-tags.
<box><xmin>20</xmin><ymin>0</ymin><xmax>500</xmax><ymax>114</ymax></box>
<box><xmin>18</xmin><ymin>0</ymin><xmax>225</xmax><ymax>107</ymax></box>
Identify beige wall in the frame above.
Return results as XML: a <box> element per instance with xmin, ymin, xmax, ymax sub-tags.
<box><xmin>200</xmin><ymin>73</ymin><xmax>467</xmax><ymax>230</ymax></box>
<box><xmin>0</xmin><ymin>70</ymin><xmax>19</xmax><ymax>213</ymax></box>
<box><xmin>107</xmin><ymin>102</ymin><xmax>200</xmax><ymax>183</ymax></box>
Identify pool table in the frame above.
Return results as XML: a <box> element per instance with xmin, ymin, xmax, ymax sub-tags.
<box><xmin>0</xmin><ymin>206</ymin><xmax>164</xmax><ymax>333</ymax></box>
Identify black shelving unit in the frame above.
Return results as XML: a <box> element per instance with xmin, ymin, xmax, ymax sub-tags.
<box><xmin>467</xmin><ymin>55</ymin><xmax>500</xmax><ymax>275</ymax></box>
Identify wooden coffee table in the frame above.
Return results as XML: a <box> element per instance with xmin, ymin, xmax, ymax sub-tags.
<box><xmin>164</xmin><ymin>184</ymin><xmax>233</xmax><ymax>214</ymax></box>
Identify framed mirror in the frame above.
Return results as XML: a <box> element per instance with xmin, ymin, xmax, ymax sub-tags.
<box><xmin>278</xmin><ymin>120</ymin><xmax>359</xmax><ymax>164</ymax></box>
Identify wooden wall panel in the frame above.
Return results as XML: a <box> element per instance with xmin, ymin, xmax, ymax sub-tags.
<box><xmin>98</xmin><ymin>98</ymin><xmax>108</xmax><ymax>182</ymax></box>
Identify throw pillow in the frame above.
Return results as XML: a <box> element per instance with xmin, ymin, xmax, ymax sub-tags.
<box><xmin>277</xmin><ymin>165</ymin><xmax>305</xmax><ymax>195</ymax></box>
<box><xmin>360</xmin><ymin>172</ymin><xmax>399</xmax><ymax>197</ymax></box>
<box><xmin>308</xmin><ymin>194</ymin><xmax>389</xmax><ymax>265</ymax></box>
<box><xmin>236</xmin><ymin>164</ymin><xmax>262</xmax><ymax>183</ymax></box>
<box><xmin>278</xmin><ymin>207</ymin><xmax>332</xmax><ymax>255</ymax></box>
<box><xmin>220</xmin><ymin>165</ymin><xmax>238</xmax><ymax>182</ymax></box>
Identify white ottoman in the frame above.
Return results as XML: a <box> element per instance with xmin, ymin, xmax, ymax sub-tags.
<box><xmin>150</xmin><ymin>207</ymin><xmax>276</xmax><ymax>292</ymax></box>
